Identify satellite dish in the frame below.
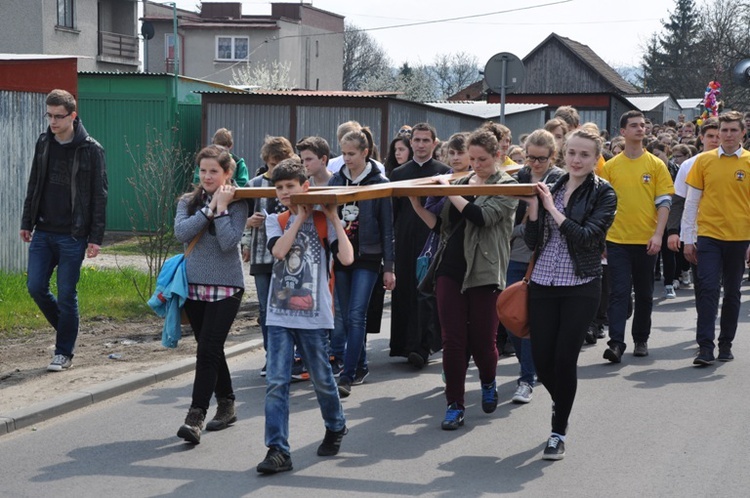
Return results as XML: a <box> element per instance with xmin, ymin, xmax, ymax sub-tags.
<box><xmin>732</xmin><ymin>59</ymin><xmax>750</xmax><ymax>87</ymax></box>
<box><xmin>483</xmin><ymin>52</ymin><xmax>525</xmax><ymax>93</ymax></box>
<box><xmin>141</xmin><ymin>21</ymin><xmax>155</xmax><ymax>40</ymax></box>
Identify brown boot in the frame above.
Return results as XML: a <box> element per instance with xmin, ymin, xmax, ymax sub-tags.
<box><xmin>205</xmin><ymin>397</ymin><xmax>237</xmax><ymax>431</ymax></box>
<box><xmin>177</xmin><ymin>407</ymin><xmax>205</xmax><ymax>444</ymax></box>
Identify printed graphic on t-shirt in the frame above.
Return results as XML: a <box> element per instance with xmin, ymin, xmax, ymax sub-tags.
<box><xmin>270</xmin><ymin>221</ymin><xmax>323</xmax><ymax>317</ymax></box>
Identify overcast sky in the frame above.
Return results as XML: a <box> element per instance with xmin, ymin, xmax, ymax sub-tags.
<box><xmin>170</xmin><ymin>0</ymin><xmax>676</xmax><ymax>69</ymax></box>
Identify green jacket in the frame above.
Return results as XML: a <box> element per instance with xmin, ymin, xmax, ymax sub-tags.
<box><xmin>438</xmin><ymin>170</ymin><xmax>518</xmax><ymax>292</ymax></box>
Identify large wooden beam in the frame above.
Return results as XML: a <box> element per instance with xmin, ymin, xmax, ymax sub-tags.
<box><xmin>232</xmin><ymin>167</ymin><xmax>535</xmax><ymax>204</ymax></box>
<box><xmin>295</xmin><ymin>183</ymin><xmax>536</xmax><ymax>205</ymax></box>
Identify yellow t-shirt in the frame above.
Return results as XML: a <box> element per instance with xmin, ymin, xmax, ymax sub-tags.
<box><xmin>501</xmin><ymin>156</ymin><xmax>516</xmax><ymax>167</ymax></box>
<box><xmin>686</xmin><ymin>148</ymin><xmax>750</xmax><ymax>241</ymax></box>
<box><xmin>595</xmin><ymin>155</ymin><xmax>606</xmax><ymax>176</ymax></box>
<box><xmin>599</xmin><ymin>151</ymin><xmax>675</xmax><ymax>244</ymax></box>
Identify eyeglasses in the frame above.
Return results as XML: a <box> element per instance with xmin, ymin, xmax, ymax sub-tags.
<box><xmin>526</xmin><ymin>155</ymin><xmax>550</xmax><ymax>164</ymax></box>
<box><xmin>45</xmin><ymin>112</ymin><xmax>71</xmax><ymax>121</ymax></box>
<box><xmin>398</xmin><ymin>128</ymin><xmax>412</xmax><ymax>137</ymax></box>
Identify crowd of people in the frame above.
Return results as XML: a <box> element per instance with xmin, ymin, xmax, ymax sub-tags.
<box><xmin>20</xmin><ymin>89</ymin><xmax>750</xmax><ymax>473</ymax></box>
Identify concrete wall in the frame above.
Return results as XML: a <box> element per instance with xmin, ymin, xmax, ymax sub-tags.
<box><xmin>0</xmin><ymin>0</ymin><xmax>44</xmax><ymax>52</ymax></box>
<box><xmin>0</xmin><ymin>0</ymin><xmax>137</xmax><ymax>72</ymax></box>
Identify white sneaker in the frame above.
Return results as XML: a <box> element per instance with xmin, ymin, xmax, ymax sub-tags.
<box><xmin>47</xmin><ymin>354</ymin><xmax>72</xmax><ymax>372</ymax></box>
<box><xmin>664</xmin><ymin>285</ymin><xmax>676</xmax><ymax>299</ymax></box>
<box><xmin>680</xmin><ymin>270</ymin><xmax>692</xmax><ymax>287</ymax></box>
<box><xmin>512</xmin><ymin>382</ymin><xmax>533</xmax><ymax>404</ymax></box>
<box><xmin>672</xmin><ymin>279</ymin><xmax>680</xmax><ymax>290</ymax></box>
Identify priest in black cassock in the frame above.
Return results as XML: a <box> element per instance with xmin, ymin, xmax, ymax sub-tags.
<box><xmin>389</xmin><ymin>123</ymin><xmax>450</xmax><ymax>368</ymax></box>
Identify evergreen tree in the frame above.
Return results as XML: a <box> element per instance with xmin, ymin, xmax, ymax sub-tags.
<box><xmin>640</xmin><ymin>0</ymin><xmax>704</xmax><ymax>97</ymax></box>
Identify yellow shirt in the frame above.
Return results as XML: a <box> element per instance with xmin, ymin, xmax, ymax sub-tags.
<box><xmin>595</xmin><ymin>155</ymin><xmax>606</xmax><ymax>176</ymax></box>
<box><xmin>600</xmin><ymin>151</ymin><xmax>674</xmax><ymax>244</ymax></box>
<box><xmin>686</xmin><ymin>148</ymin><xmax>750</xmax><ymax>241</ymax></box>
<box><xmin>501</xmin><ymin>156</ymin><xmax>516</xmax><ymax>167</ymax></box>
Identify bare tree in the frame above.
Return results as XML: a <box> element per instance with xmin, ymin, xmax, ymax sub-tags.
<box><xmin>363</xmin><ymin>62</ymin><xmax>438</xmax><ymax>102</ymax></box>
<box><xmin>124</xmin><ymin>128</ymin><xmax>195</xmax><ymax>301</ymax></box>
<box><xmin>343</xmin><ymin>22</ymin><xmax>392</xmax><ymax>90</ymax></box>
<box><xmin>429</xmin><ymin>52</ymin><xmax>480</xmax><ymax>100</ymax></box>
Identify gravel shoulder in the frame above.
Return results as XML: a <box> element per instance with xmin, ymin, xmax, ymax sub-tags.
<box><xmin>0</xmin><ymin>249</ymin><xmax>261</xmax><ymax>415</ymax></box>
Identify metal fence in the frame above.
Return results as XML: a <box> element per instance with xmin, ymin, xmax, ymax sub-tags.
<box><xmin>0</xmin><ymin>90</ymin><xmax>46</xmax><ymax>272</ymax></box>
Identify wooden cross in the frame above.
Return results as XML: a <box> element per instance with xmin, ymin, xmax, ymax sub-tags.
<box><xmin>233</xmin><ymin>166</ymin><xmax>537</xmax><ymax>204</ymax></box>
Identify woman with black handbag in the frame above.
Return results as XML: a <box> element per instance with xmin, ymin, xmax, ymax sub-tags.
<box><xmin>520</xmin><ymin>129</ymin><xmax>617</xmax><ymax>460</ymax></box>
<box><xmin>410</xmin><ymin>129</ymin><xmax>517</xmax><ymax>431</ymax></box>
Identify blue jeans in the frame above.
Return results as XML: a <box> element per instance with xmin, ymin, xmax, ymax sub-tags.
<box><xmin>334</xmin><ymin>268</ymin><xmax>378</xmax><ymax>381</ymax></box>
<box><xmin>26</xmin><ymin>231</ymin><xmax>87</xmax><ymax>358</ymax></box>
<box><xmin>695</xmin><ymin>237</ymin><xmax>749</xmax><ymax>350</ymax></box>
<box><xmin>506</xmin><ymin>260</ymin><xmax>536</xmax><ymax>386</ymax></box>
<box><xmin>253</xmin><ymin>273</ymin><xmax>271</xmax><ymax>350</ymax></box>
<box><xmin>606</xmin><ymin>242</ymin><xmax>656</xmax><ymax>350</ymax></box>
<box><xmin>330</xmin><ymin>290</ymin><xmax>345</xmax><ymax>361</ymax></box>
<box><xmin>265</xmin><ymin>326</ymin><xmax>345</xmax><ymax>454</ymax></box>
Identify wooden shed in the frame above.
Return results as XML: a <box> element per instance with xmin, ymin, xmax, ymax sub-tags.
<box><xmin>490</xmin><ymin>33</ymin><xmax>639</xmax><ymax>137</ymax></box>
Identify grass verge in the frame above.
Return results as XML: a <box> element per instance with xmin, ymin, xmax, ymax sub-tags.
<box><xmin>0</xmin><ymin>266</ymin><xmax>152</xmax><ymax>336</ymax></box>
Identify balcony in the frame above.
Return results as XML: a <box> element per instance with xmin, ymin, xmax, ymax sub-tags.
<box><xmin>98</xmin><ymin>31</ymin><xmax>138</xmax><ymax>65</ymax></box>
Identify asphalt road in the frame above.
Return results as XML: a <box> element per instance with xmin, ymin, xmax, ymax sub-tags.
<box><xmin>2</xmin><ymin>284</ymin><xmax>750</xmax><ymax>497</ymax></box>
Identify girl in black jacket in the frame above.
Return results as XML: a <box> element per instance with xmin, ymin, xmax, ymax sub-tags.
<box><xmin>520</xmin><ymin>129</ymin><xmax>617</xmax><ymax>461</ymax></box>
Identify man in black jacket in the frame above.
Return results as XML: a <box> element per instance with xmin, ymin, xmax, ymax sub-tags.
<box><xmin>20</xmin><ymin>89</ymin><xmax>108</xmax><ymax>372</ymax></box>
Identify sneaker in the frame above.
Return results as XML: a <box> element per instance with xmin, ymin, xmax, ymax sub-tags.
<box><xmin>672</xmin><ymin>279</ymin><xmax>680</xmax><ymax>291</ymax></box>
<box><xmin>177</xmin><ymin>407</ymin><xmax>205</xmax><ymax>444</ymax></box>
<box><xmin>512</xmin><ymin>382</ymin><xmax>533</xmax><ymax>404</ymax></box>
<box><xmin>584</xmin><ymin>324</ymin><xmax>598</xmax><ymax>345</ymax></box>
<box><xmin>542</xmin><ymin>435</ymin><xmax>566</xmax><ymax>460</ymax></box>
<box><xmin>260</xmin><ymin>363</ymin><xmax>267</xmax><ymax>377</ymax></box>
<box><xmin>633</xmin><ymin>342</ymin><xmax>649</xmax><ymax>357</ymax></box>
<box><xmin>257</xmin><ymin>447</ymin><xmax>293</xmax><ymax>474</ymax></box>
<box><xmin>664</xmin><ymin>285</ymin><xmax>676</xmax><ymax>299</ymax></box>
<box><xmin>718</xmin><ymin>346</ymin><xmax>734</xmax><ymax>362</ymax></box>
<box><xmin>441</xmin><ymin>402</ymin><xmax>465</xmax><ymax>430</ymax></box>
<box><xmin>408</xmin><ymin>351</ymin><xmax>426</xmax><ymax>369</ymax></box>
<box><xmin>317</xmin><ymin>426</ymin><xmax>348</xmax><ymax>456</ymax></box>
<box><xmin>481</xmin><ymin>380</ymin><xmax>498</xmax><ymax>413</ymax></box>
<box><xmin>693</xmin><ymin>347</ymin><xmax>715</xmax><ymax>366</ymax></box>
<box><xmin>47</xmin><ymin>354</ymin><xmax>72</xmax><ymax>372</ymax></box>
<box><xmin>205</xmin><ymin>397</ymin><xmax>237</xmax><ymax>431</ymax></box>
<box><xmin>596</xmin><ymin>325</ymin><xmax>606</xmax><ymax>339</ymax></box>
<box><xmin>352</xmin><ymin>367</ymin><xmax>369</xmax><ymax>385</ymax></box>
<box><xmin>330</xmin><ymin>356</ymin><xmax>343</xmax><ymax>377</ymax></box>
<box><xmin>291</xmin><ymin>358</ymin><xmax>310</xmax><ymax>382</ymax></box>
<box><xmin>603</xmin><ymin>344</ymin><xmax>623</xmax><ymax>363</ymax></box>
<box><xmin>680</xmin><ymin>270</ymin><xmax>692</xmax><ymax>287</ymax></box>
<box><xmin>337</xmin><ymin>377</ymin><xmax>352</xmax><ymax>398</ymax></box>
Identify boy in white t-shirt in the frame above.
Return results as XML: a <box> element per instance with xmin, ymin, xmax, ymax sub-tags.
<box><xmin>256</xmin><ymin>158</ymin><xmax>354</xmax><ymax>474</ymax></box>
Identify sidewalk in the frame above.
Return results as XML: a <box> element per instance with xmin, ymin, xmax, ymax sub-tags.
<box><xmin>0</xmin><ymin>338</ymin><xmax>264</xmax><ymax>436</ymax></box>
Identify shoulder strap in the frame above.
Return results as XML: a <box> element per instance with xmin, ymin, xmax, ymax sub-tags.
<box><xmin>312</xmin><ymin>211</ymin><xmax>328</xmax><ymax>247</ymax></box>
<box><xmin>277</xmin><ymin>210</ymin><xmax>291</xmax><ymax>231</ymax></box>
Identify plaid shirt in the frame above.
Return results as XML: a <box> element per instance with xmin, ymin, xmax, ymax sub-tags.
<box><xmin>188</xmin><ymin>284</ymin><xmax>242</xmax><ymax>302</ymax></box>
<box><xmin>531</xmin><ymin>185</ymin><xmax>595</xmax><ymax>287</ymax></box>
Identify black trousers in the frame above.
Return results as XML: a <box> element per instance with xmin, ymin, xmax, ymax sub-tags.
<box><xmin>529</xmin><ymin>279</ymin><xmax>600</xmax><ymax>435</ymax></box>
<box><xmin>184</xmin><ymin>290</ymin><xmax>243</xmax><ymax>412</ymax></box>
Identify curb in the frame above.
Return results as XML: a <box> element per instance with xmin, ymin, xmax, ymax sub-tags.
<box><xmin>0</xmin><ymin>338</ymin><xmax>264</xmax><ymax>437</ymax></box>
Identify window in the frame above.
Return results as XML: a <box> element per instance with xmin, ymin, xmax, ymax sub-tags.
<box><xmin>216</xmin><ymin>36</ymin><xmax>249</xmax><ymax>61</ymax></box>
<box><xmin>57</xmin><ymin>0</ymin><xmax>74</xmax><ymax>29</ymax></box>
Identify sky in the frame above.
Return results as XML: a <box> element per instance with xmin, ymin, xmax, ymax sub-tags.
<box><xmin>171</xmin><ymin>0</ymin><xmax>678</xmax><ymax>69</ymax></box>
